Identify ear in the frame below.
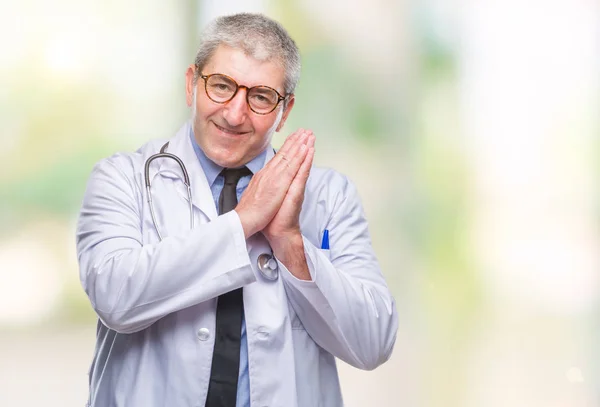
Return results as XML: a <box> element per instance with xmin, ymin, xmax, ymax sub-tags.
<box><xmin>276</xmin><ymin>94</ymin><xmax>295</xmax><ymax>132</ymax></box>
<box><xmin>185</xmin><ymin>64</ymin><xmax>196</xmax><ymax>107</ymax></box>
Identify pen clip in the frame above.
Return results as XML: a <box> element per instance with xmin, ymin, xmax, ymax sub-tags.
<box><xmin>321</xmin><ymin>229</ymin><xmax>329</xmax><ymax>250</ymax></box>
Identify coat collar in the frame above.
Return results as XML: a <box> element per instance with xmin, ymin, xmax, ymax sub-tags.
<box><xmin>152</xmin><ymin>120</ymin><xmax>276</xmax><ymax>221</ymax></box>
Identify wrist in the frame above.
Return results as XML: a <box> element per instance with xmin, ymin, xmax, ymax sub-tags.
<box><xmin>270</xmin><ymin>231</ymin><xmax>311</xmax><ymax>281</ymax></box>
<box><xmin>265</xmin><ymin>228</ymin><xmax>302</xmax><ymax>249</ymax></box>
<box><xmin>269</xmin><ymin>231</ymin><xmax>303</xmax><ymax>260</ymax></box>
<box><xmin>235</xmin><ymin>209</ymin><xmax>259</xmax><ymax>239</ymax></box>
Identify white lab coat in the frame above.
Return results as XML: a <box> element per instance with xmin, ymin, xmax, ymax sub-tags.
<box><xmin>76</xmin><ymin>121</ymin><xmax>398</xmax><ymax>407</ymax></box>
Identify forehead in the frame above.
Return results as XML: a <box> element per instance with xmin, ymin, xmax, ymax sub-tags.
<box><xmin>204</xmin><ymin>44</ymin><xmax>285</xmax><ymax>92</ymax></box>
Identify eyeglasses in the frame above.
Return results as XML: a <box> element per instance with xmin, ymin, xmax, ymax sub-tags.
<box><xmin>200</xmin><ymin>73</ymin><xmax>287</xmax><ymax>115</ymax></box>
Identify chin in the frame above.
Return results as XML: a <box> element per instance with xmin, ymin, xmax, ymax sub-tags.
<box><xmin>217</xmin><ymin>158</ymin><xmax>242</xmax><ymax>168</ymax></box>
<box><xmin>208</xmin><ymin>149</ymin><xmax>245</xmax><ymax>168</ymax></box>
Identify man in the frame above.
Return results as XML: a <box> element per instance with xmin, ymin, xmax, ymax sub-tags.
<box><xmin>77</xmin><ymin>12</ymin><xmax>397</xmax><ymax>407</ymax></box>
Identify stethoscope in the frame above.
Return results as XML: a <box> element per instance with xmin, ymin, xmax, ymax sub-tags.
<box><xmin>144</xmin><ymin>142</ymin><xmax>279</xmax><ymax>281</ymax></box>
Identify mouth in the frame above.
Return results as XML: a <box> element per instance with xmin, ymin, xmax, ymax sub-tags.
<box><xmin>213</xmin><ymin>122</ymin><xmax>250</xmax><ymax>136</ymax></box>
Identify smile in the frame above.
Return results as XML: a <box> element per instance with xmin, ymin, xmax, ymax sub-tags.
<box><xmin>213</xmin><ymin>122</ymin><xmax>249</xmax><ymax>136</ymax></box>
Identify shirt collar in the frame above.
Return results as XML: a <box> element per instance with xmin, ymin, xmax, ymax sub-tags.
<box><xmin>189</xmin><ymin>128</ymin><xmax>268</xmax><ymax>187</ymax></box>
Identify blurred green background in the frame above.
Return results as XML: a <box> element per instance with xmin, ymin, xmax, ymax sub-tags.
<box><xmin>0</xmin><ymin>0</ymin><xmax>598</xmax><ymax>406</ymax></box>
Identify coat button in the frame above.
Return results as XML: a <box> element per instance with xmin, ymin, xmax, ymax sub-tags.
<box><xmin>197</xmin><ymin>327</ymin><xmax>210</xmax><ymax>341</ymax></box>
<box><xmin>256</xmin><ymin>327</ymin><xmax>269</xmax><ymax>340</ymax></box>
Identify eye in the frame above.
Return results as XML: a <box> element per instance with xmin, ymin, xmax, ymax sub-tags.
<box><xmin>252</xmin><ymin>94</ymin><xmax>269</xmax><ymax>103</ymax></box>
<box><xmin>210</xmin><ymin>82</ymin><xmax>234</xmax><ymax>91</ymax></box>
<box><xmin>206</xmin><ymin>75</ymin><xmax>237</xmax><ymax>95</ymax></box>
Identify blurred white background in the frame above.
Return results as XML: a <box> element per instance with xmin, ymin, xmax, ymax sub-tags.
<box><xmin>0</xmin><ymin>0</ymin><xmax>598</xmax><ymax>406</ymax></box>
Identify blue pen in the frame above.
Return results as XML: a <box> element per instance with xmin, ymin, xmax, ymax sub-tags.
<box><xmin>321</xmin><ymin>229</ymin><xmax>329</xmax><ymax>250</ymax></box>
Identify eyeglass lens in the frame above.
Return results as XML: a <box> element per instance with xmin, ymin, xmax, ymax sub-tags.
<box><xmin>205</xmin><ymin>74</ymin><xmax>280</xmax><ymax>114</ymax></box>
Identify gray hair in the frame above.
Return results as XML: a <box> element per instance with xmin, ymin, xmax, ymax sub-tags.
<box><xmin>193</xmin><ymin>13</ymin><xmax>301</xmax><ymax>96</ymax></box>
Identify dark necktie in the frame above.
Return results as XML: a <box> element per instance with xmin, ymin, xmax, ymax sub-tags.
<box><xmin>205</xmin><ymin>166</ymin><xmax>252</xmax><ymax>407</ymax></box>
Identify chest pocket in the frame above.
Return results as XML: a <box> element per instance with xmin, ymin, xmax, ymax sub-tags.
<box><xmin>290</xmin><ymin>307</ymin><xmax>305</xmax><ymax>330</ymax></box>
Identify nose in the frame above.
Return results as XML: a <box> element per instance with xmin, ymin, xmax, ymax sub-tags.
<box><xmin>222</xmin><ymin>88</ymin><xmax>249</xmax><ymax>127</ymax></box>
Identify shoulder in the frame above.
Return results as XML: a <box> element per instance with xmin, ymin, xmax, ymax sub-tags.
<box><xmin>307</xmin><ymin>165</ymin><xmax>347</xmax><ymax>186</ymax></box>
<box><xmin>302</xmin><ymin>165</ymin><xmax>368</xmax><ymax>236</ymax></box>
<box><xmin>90</xmin><ymin>138</ymin><xmax>167</xmax><ymax>181</ymax></box>
<box><xmin>307</xmin><ymin>165</ymin><xmax>360</xmax><ymax>206</ymax></box>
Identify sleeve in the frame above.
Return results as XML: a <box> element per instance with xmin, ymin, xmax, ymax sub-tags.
<box><xmin>279</xmin><ymin>175</ymin><xmax>398</xmax><ymax>370</ymax></box>
<box><xmin>76</xmin><ymin>158</ymin><xmax>255</xmax><ymax>334</ymax></box>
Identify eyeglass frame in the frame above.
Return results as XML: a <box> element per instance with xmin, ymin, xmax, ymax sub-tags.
<box><xmin>199</xmin><ymin>72</ymin><xmax>289</xmax><ymax>115</ymax></box>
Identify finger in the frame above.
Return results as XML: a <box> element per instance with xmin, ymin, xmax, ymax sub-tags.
<box><xmin>305</xmin><ymin>132</ymin><xmax>315</xmax><ymax>150</ymax></box>
<box><xmin>286</xmin><ymin>133</ymin><xmax>314</xmax><ymax>170</ymax></box>
<box><xmin>291</xmin><ymin>135</ymin><xmax>315</xmax><ymax>182</ymax></box>
<box><xmin>282</xmin><ymin>130</ymin><xmax>308</xmax><ymax>156</ymax></box>
<box><xmin>289</xmin><ymin>145</ymin><xmax>314</xmax><ymax>193</ymax></box>
<box><xmin>273</xmin><ymin>132</ymin><xmax>309</xmax><ymax>173</ymax></box>
<box><xmin>285</xmin><ymin>131</ymin><xmax>313</xmax><ymax>170</ymax></box>
<box><xmin>278</xmin><ymin>128</ymin><xmax>308</xmax><ymax>154</ymax></box>
<box><xmin>251</xmin><ymin>130</ymin><xmax>304</xmax><ymax>186</ymax></box>
<box><xmin>284</xmin><ymin>148</ymin><xmax>314</xmax><ymax>204</ymax></box>
<box><xmin>272</xmin><ymin>148</ymin><xmax>304</xmax><ymax>188</ymax></box>
<box><xmin>278</xmin><ymin>128</ymin><xmax>303</xmax><ymax>153</ymax></box>
<box><xmin>266</xmin><ymin>129</ymin><xmax>305</xmax><ymax>169</ymax></box>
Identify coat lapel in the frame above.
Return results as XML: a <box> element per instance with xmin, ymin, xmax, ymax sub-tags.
<box><xmin>147</xmin><ymin>120</ymin><xmax>278</xmax><ymax>223</ymax></box>
<box><xmin>152</xmin><ymin>121</ymin><xmax>218</xmax><ymax>222</ymax></box>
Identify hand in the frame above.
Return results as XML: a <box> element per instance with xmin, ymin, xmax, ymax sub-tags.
<box><xmin>262</xmin><ymin>130</ymin><xmax>315</xmax><ymax>245</ymax></box>
<box><xmin>235</xmin><ymin>129</ymin><xmax>310</xmax><ymax>238</ymax></box>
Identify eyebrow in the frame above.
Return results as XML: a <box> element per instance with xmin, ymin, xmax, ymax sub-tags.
<box><xmin>207</xmin><ymin>71</ymin><xmax>285</xmax><ymax>95</ymax></box>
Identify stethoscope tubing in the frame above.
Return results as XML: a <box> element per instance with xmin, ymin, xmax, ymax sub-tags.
<box><xmin>143</xmin><ymin>142</ymin><xmax>278</xmax><ymax>280</ymax></box>
<box><xmin>144</xmin><ymin>142</ymin><xmax>194</xmax><ymax>240</ymax></box>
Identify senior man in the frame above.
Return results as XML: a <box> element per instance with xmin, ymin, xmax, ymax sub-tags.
<box><xmin>77</xmin><ymin>12</ymin><xmax>398</xmax><ymax>407</ymax></box>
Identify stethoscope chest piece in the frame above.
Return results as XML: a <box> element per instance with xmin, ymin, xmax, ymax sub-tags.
<box><xmin>257</xmin><ymin>253</ymin><xmax>279</xmax><ymax>281</ymax></box>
